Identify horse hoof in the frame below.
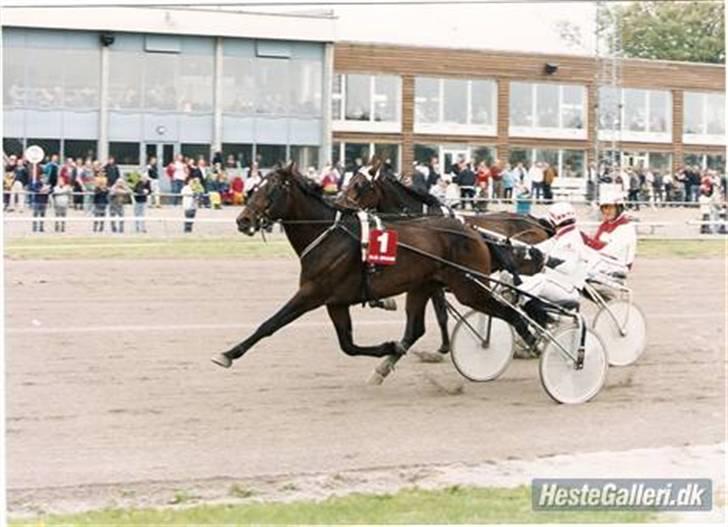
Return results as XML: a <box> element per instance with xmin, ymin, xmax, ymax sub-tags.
<box><xmin>211</xmin><ymin>353</ymin><xmax>232</xmax><ymax>368</ymax></box>
<box><xmin>380</xmin><ymin>298</ymin><xmax>397</xmax><ymax>311</ymax></box>
<box><xmin>412</xmin><ymin>350</ymin><xmax>445</xmax><ymax>363</ymax></box>
<box><xmin>367</xmin><ymin>371</ymin><xmax>385</xmax><ymax>385</ymax></box>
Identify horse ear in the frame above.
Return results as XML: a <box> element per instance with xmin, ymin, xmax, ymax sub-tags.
<box><xmin>286</xmin><ymin>161</ymin><xmax>297</xmax><ymax>175</ymax></box>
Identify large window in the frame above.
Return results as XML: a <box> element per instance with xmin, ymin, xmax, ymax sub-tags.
<box><xmin>222</xmin><ymin>143</ymin><xmax>253</xmax><ymax>166</ymax></box>
<box><xmin>333</xmin><ymin>142</ymin><xmax>401</xmax><ymax>173</ymax></box>
<box><xmin>291</xmin><ymin>61</ymin><xmax>322</xmax><ymax>116</ymax></box>
<box><xmin>509</xmin><ymin>82</ymin><xmax>586</xmax><ymax>138</ymax></box>
<box><xmin>64</xmin><ymin>140</ymin><xmax>97</xmax><ymax>161</ymax></box>
<box><xmin>109</xmin><ymin>52</ymin><xmax>143</xmax><ymax>110</ymax></box>
<box><xmin>13</xmin><ymin>47</ymin><xmax>100</xmax><ymax>110</ymax></box>
<box><xmin>256</xmin><ymin>58</ymin><xmax>290</xmax><ymax>115</ymax></box>
<box><xmin>180</xmin><ymin>143</ymin><xmax>211</xmax><ymax>161</ymax></box>
<box><xmin>178</xmin><ymin>55</ymin><xmax>214</xmax><ymax>112</ymax></box>
<box><xmin>509</xmin><ymin>147</ymin><xmax>586</xmax><ymax>180</ymax></box>
<box><xmin>290</xmin><ymin>145</ymin><xmax>319</xmax><ymax>169</ymax></box>
<box><xmin>684</xmin><ymin>153</ymin><xmax>725</xmax><ymax>172</ymax></box>
<box><xmin>256</xmin><ymin>144</ymin><xmax>287</xmax><ymax>169</ymax></box>
<box><xmin>683</xmin><ymin>91</ymin><xmax>725</xmax><ymax>144</ymax></box>
<box><xmin>3</xmin><ymin>138</ymin><xmax>24</xmax><ymax>157</ymax></box>
<box><xmin>333</xmin><ymin>73</ymin><xmax>401</xmax><ymax>132</ymax></box>
<box><xmin>414</xmin><ymin>144</ymin><xmax>439</xmax><ymax>165</ymax></box>
<box><xmin>144</xmin><ymin>53</ymin><xmax>178</xmax><ymax>111</ymax></box>
<box><xmin>222</xmin><ymin>57</ymin><xmax>255</xmax><ymax>113</ymax></box>
<box><xmin>598</xmin><ymin>87</ymin><xmax>672</xmax><ymax>142</ymax></box>
<box><xmin>109</xmin><ymin>142</ymin><xmax>140</xmax><ymax>165</ymax></box>
<box><xmin>414</xmin><ymin>77</ymin><xmax>496</xmax><ymax>134</ymax></box>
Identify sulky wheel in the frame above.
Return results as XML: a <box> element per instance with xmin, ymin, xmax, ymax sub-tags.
<box><xmin>592</xmin><ymin>300</ymin><xmax>647</xmax><ymax>367</ymax></box>
<box><xmin>539</xmin><ymin>327</ymin><xmax>608</xmax><ymax>404</ymax></box>
<box><xmin>450</xmin><ymin>310</ymin><xmax>514</xmax><ymax>382</ymax></box>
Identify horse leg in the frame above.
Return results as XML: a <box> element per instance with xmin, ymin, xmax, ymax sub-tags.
<box><xmin>370</xmin><ymin>287</ymin><xmax>433</xmax><ymax>384</ymax></box>
<box><xmin>326</xmin><ymin>304</ymin><xmax>403</xmax><ymax>358</ymax></box>
<box><xmin>211</xmin><ymin>286</ymin><xmax>322</xmax><ymax>368</ymax></box>
<box><xmin>411</xmin><ymin>288</ymin><xmax>450</xmax><ymax>363</ymax></box>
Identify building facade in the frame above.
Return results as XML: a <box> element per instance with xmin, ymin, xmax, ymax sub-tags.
<box><xmin>2</xmin><ymin>7</ymin><xmax>334</xmax><ymax>181</ymax></box>
<box><xmin>332</xmin><ymin>42</ymin><xmax>726</xmax><ymax>187</ymax></box>
<box><xmin>2</xmin><ymin>7</ymin><xmax>726</xmax><ymax>190</ymax></box>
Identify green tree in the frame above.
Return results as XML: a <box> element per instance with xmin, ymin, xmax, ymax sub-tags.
<box><xmin>606</xmin><ymin>1</ymin><xmax>725</xmax><ymax>64</ymax></box>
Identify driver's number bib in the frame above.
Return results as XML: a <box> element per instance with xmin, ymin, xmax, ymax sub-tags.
<box><xmin>367</xmin><ymin>229</ymin><xmax>398</xmax><ymax>265</ymax></box>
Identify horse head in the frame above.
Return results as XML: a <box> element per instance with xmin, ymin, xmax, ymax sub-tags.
<box><xmin>334</xmin><ymin>159</ymin><xmax>383</xmax><ymax>210</ymax></box>
<box><xmin>237</xmin><ymin>162</ymin><xmax>298</xmax><ymax>235</ymax></box>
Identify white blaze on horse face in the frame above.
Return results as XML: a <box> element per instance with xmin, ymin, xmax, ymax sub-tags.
<box><xmin>374</xmin><ymin>169</ymin><xmax>381</xmax><ymax>180</ymax></box>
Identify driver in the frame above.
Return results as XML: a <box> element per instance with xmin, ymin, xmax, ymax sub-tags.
<box><xmin>516</xmin><ymin>202</ymin><xmax>588</xmax><ymax>324</ymax></box>
<box><xmin>582</xmin><ymin>191</ymin><xmax>637</xmax><ymax>278</ymax></box>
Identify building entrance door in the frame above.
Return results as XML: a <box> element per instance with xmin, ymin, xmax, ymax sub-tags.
<box><xmin>145</xmin><ymin>143</ymin><xmax>177</xmax><ymax>193</ymax></box>
<box><xmin>442</xmin><ymin>147</ymin><xmax>469</xmax><ymax>174</ymax></box>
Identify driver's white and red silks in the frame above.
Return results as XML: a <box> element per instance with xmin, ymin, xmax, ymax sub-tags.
<box><xmin>581</xmin><ymin>213</ymin><xmax>637</xmax><ymax>272</ymax></box>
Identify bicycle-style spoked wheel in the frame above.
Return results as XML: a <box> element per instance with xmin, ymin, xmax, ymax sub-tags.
<box><xmin>539</xmin><ymin>327</ymin><xmax>608</xmax><ymax>404</ymax></box>
<box><xmin>592</xmin><ymin>300</ymin><xmax>647</xmax><ymax>367</ymax></box>
<box><xmin>450</xmin><ymin>310</ymin><xmax>514</xmax><ymax>382</ymax></box>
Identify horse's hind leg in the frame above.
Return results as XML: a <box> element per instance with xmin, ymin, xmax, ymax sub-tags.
<box><xmin>326</xmin><ymin>304</ymin><xmax>403</xmax><ymax>358</ymax></box>
<box><xmin>431</xmin><ymin>288</ymin><xmax>450</xmax><ymax>354</ymax></box>
<box><xmin>211</xmin><ymin>286</ymin><xmax>322</xmax><ymax>368</ymax></box>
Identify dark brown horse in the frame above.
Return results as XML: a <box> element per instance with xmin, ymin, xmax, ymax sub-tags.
<box><xmin>335</xmin><ymin>168</ymin><xmax>553</xmax><ymax>356</ymax></box>
<box><xmin>210</xmin><ymin>164</ymin><xmax>534</xmax><ymax>379</ymax></box>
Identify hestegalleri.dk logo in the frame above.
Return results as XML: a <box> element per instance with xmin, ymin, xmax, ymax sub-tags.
<box><xmin>532</xmin><ymin>478</ymin><xmax>712</xmax><ymax>511</ymax></box>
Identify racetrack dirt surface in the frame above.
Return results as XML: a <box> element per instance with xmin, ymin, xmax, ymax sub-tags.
<box><xmin>5</xmin><ymin>256</ymin><xmax>726</xmax><ymax>514</ymax></box>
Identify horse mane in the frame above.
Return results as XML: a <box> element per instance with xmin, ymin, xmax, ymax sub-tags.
<box><xmin>279</xmin><ymin>165</ymin><xmax>349</xmax><ymax>213</ymax></box>
<box><xmin>380</xmin><ymin>173</ymin><xmax>443</xmax><ymax>208</ymax></box>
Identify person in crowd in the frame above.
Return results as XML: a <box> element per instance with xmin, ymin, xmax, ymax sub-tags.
<box><xmin>626</xmin><ymin>169</ymin><xmax>641</xmax><ymax>211</ymax></box>
<box><xmin>542</xmin><ymin>162</ymin><xmax>557</xmax><ymax>203</ymax></box>
<box><xmin>11</xmin><ymin>156</ymin><xmax>28</xmax><ymax>212</ymax></box>
<box><xmin>104</xmin><ymin>156</ymin><xmax>120</xmax><ymax>187</ymax></box>
<box><xmin>59</xmin><ymin>157</ymin><xmax>76</xmax><ymax>186</ymax></box>
<box><xmin>475</xmin><ymin>161</ymin><xmax>491</xmax><ymax>198</ymax></box>
<box><xmin>455</xmin><ymin>160</ymin><xmax>476</xmax><ymax>209</ymax></box>
<box><xmin>502</xmin><ymin>163</ymin><xmax>516</xmax><ymax>201</ymax></box>
<box><xmin>490</xmin><ymin>159</ymin><xmax>503</xmax><ymax>199</ymax></box>
<box><xmin>71</xmin><ymin>157</ymin><xmax>86</xmax><ymax>210</ymax></box>
<box><xmin>29</xmin><ymin>175</ymin><xmax>50</xmax><ymax>233</ymax></box>
<box><xmin>181</xmin><ymin>177</ymin><xmax>197</xmax><ymax>233</ymax></box>
<box><xmin>52</xmin><ymin>178</ymin><xmax>72</xmax><ymax>232</ymax></box>
<box><xmin>92</xmin><ymin>173</ymin><xmax>109</xmax><ymax>232</ymax></box>
<box><xmin>411</xmin><ymin>164</ymin><xmax>429</xmax><ymax>194</ymax></box>
<box><xmin>133</xmin><ymin>171</ymin><xmax>151</xmax><ymax>233</ymax></box>
<box><xmin>145</xmin><ymin>156</ymin><xmax>160</xmax><ymax>208</ymax></box>
<box><xmin>43</xmin><ymin>154</ymin><xmax>60</xmax><ymax>188</ymax></box>
<box><xmin>429</xmin><ymin>173</ymin><xmax>449</xmax><ymax>203</ymax></box>
<box><xmin>230</xmin><ymin>170</ymin><xmax>245</xmax><ymax>205</ymax></box>
<box><xmin>171</xmin><ymin>154</ymin><xmax>187</xmax><ymax>204</ymax></box>
<box><xmin>109</xmin><ymin>177</ymin><xmax>130</xmax><ymax>233</ymax></box>
<box><xmin>663</xmin><ymin>169</ymin><xmax>675</xmax><ymax>204</ymax></box>
<box><xmin>426</xmin><ymin>156</ymin><xmax>441</xmax><ymax>190</ymax></box>
<box><xmin>320</xmin><ymin>165</ymin><xmax>339</xmax><ymax>195</ymax></box>
<box><xmin>4</xmin><ymin>158</ymin><xmax>15</xmax><ymax>211</ymax></box>
<box><xmin>688</xmin><ymin>165</ymin><xmax>702</xmax><ymax>202</ymax></box>
<box><xmin>512</xmin><ymin>162</ymin><xmax>527</xmax><ymax>185</ymax></box>
<box><xmin>528</xmin><ymin>161</ymin><xmax>544</xmax><ymax>201</ymax></box>
<box><xmin>652</xmin><ymin>170</ymin><xmax>664</xmax><ymax>206</ymax></box>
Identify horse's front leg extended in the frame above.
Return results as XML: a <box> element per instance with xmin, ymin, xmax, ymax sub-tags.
<box><xmin>326</xmin><ymin>304</ymin><xmax>402</xmax><ymax>358</ymax></box>
<box><xmin>211</xmin><ymin>287</ymin><xmax>322</xmax><ymax>368</ymax></box>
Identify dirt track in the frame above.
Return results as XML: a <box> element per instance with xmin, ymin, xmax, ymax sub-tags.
<box><xmin>5</xmin><ymin>256</ymin><xmax>726</xmax><ymax>513</ymax></box>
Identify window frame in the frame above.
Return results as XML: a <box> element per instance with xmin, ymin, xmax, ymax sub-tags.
<box><xmin>509</xmin><ymin>82</ymin><xmax>587</xmax><ymax>140</ymax></box>
<box><xmin>333</xmin><ymin>73</ymin><xmax>402</xmax><ymax>133</ymax></box>
<box><xmin>414</xmin><ymin>77</ymin><xmax>497</xmax><ymax>136</ymax></box>
<box><xmin>682</xmin><ymin>91</ymin><xmax>726</xmax><ymax>146</ymax></box>
<box><xmin>598</xmin><ymin>87</ymin><xmax>673</xmax><ymax>143</ymax></box>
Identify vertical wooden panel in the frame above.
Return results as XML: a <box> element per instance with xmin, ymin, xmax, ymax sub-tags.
<box><xmin>586</xmin><ymin>82</ymin><xmax>598</xmax><ymax>165</ymax></box>
<box><xmin>496</xmin><ymin>79</ymin><xmax>510</xmax><ymax>162</ymax></box>
<box><xmin>401</xmin><ymin>75</ymin><xmax>415</xmax><ymax>170</ymax></box>
<box><xmin>672</xmin><ymin>90</ymin><xmax>684</xmax><ymax>167</ymax></box>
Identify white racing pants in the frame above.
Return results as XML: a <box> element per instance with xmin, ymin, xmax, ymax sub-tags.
<box><xmin>584</xmin><ymin>246</ymin><xmax>629</xmax><ymax>280</ymax></box>
<box><xmin>517</xmin><ymin>268</ymin><xmax>580</xmax><ymax>306</ymax></box>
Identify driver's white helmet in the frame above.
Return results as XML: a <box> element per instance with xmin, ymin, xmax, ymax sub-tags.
<box><xmin>547</xmin><ymin>202</ymin><xmax>577</xmax><ymax>228</ymax></box>
<box><xmin>598</xmin><ymin>191</ymin><xmax>625</xmax><ymax>206</ymax></box>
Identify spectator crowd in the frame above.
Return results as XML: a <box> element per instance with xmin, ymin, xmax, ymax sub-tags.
<box><xmin>3</xmin><ymin>149</ymin><xmax>727</xmax><ymax>235</ymax></box>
